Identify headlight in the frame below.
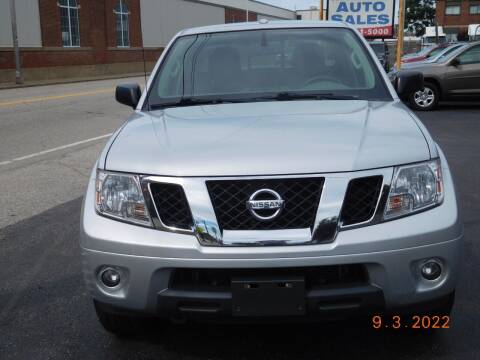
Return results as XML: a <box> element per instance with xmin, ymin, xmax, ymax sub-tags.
<box><xmin>95</xmin><ymin>170</ymin><xmax>152</xmax><ymax>226</ymax></box>
<box><xmin>384</xmin><ymin>159</ymin><xmax>444</xmax><ymax>220</ymax></box>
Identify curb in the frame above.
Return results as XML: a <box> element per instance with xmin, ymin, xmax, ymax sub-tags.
<box><xmin>0</xmin><ymin>72</ymin><xmax>151</xmax><ymax>90</ymax></box>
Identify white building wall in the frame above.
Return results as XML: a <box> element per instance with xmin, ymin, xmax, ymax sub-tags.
<box><xmin>206</xmin><ymin>0</ymin><xmax>295</xmax><ymax>19</ymax></box>
<box><xmin>296</xmin><ymin>9</ymin><xmax>320</xmax><ymax>21</ymax></box>
<box><xmin>257</xmin><ymin>14</ymin><xmax>285</xmax><ymax>20</ymax></box>
<box><xmin>141</xmin><ymin>0</ymin><xmax>296</xmax><ymax>48</ymax></box>
<box><xmin>0</xmin><ymin>0</ymin><xmax>42</xmax><ymax>47</ymax></box>
<box><xmin>141</xmin><ymin>0</ymin><xmax>225</xmax><ymax>48</ymax></box>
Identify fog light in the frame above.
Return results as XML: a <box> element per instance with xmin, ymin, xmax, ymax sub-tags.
<box><xmin>101</xmin><ymin>268</ymin><xmax>121</xmax><ymax>287</ymax></box>
<box><xmin>421</xmin><ymin>261</ymin><xmax>442</xmax><ymax>281</ymax></box>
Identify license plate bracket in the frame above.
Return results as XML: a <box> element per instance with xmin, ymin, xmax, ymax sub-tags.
<box><xmin>231</xmin><ymin>277</ymin><xmax>306</xmax><ymax>317</ymax></box>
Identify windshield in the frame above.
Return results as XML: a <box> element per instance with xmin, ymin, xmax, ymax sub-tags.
<box><xmin>146</xmin><ymin>28</ymin><xmax>391</xmax><ymax>109</ymax></box>
<box><xmin>432</xmin><ymin>44</ymin><xmax>467</xmax><ymax>63</ymax></box>
<box><xmin>427</xmin><ymin>46</ymin><xmax>446</xmax><ymax>58</ymax></box>
<box><xmin>405</xmin><ymin>46</ymin><xmax>434</xmax><ymax>58</ymax></box>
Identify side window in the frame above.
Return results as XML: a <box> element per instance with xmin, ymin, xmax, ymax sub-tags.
<box><xmin>457</xmin><ymin>46</ymin><xmax>480</xmax><ymax>65</ymax></box>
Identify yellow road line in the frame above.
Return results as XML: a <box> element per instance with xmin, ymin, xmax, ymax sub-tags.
<box><xmin>0</xmin><ymin>88</ymin><xmax>113</xmax><ymax>107</ymax></box>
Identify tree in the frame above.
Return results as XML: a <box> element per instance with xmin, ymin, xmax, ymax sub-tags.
<box><xmin>405</xmin><ymin>0</ymin><xmax>436</xmax><ymax>36</ymax></box>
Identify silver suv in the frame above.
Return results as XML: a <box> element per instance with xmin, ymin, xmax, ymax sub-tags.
<box><xmin>81</xmin><ymin>21</ymin><xmax>463</xmax><ymax>335</ymax></box>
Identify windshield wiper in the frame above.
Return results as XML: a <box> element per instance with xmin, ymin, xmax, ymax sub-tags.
<box><xmin>149</xmin><ymin>97</ymin><xmax>243</xmax><ymax>110</ymax></box>
<box><xmin>149</xmin><ymin>92</ymin><xmax>359</xmax><ymax>110</ymax></box>
<box><xmin>253</xmin><ymin>92</ymin><xmax>359</xmax><ymax>101</ymax></box>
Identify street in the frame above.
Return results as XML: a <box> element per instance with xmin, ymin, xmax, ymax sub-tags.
<box><xmin>0</xmin><ymin>78</ymin><xmax>479</xmax><ymax>359</ymax></box>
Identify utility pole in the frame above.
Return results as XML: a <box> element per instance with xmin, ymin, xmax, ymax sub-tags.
<box><xmin>320</xmin><ymin>0</ymin><xmax>324</xmax><ymax>20</ymax></box>
<box><xmin>246</xmin><ymin>0</ymin><xmax>249</xmax><ymax>22</ymax></box>
<box><xmin>10</xmin><ymin>0</ymin><xmax>23</xmax><ymax>85</ymax></box>
<box><xmin>396</xmin><ymin>0</ymin><xmax>406</xmax><ymax>70</ymax></box>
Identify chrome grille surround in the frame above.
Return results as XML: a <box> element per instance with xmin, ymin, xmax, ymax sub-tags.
<box><xmin>139</xmin><ymin>167</ymin><xmax>392</xmax><ymax>247</ymax></box>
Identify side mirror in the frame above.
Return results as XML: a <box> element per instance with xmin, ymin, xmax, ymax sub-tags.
<box><xmin>449</xmin><ymin>58</ymin><xmax>460</xmax><ymax>67</ymax></box>
<box><xmin>115</xmin><ymin>83</ymin><xmax>142</xmax><ymax>109</ymax></box>
<box><xmin>394</xmin><ymin>71</ymin><xmax>424</xmax><ymax>99</ymax></box>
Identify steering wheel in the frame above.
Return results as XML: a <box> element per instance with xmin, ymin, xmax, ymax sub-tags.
<box><xmin>304</xmin><ymin>75</ymin><xmax>342</xmax><ymax>87</ymax></box>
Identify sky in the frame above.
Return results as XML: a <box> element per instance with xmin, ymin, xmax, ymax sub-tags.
<box><xmin>259</xmin><ymin>0</ymin><xmax>319</xmax><ymax>11</ymax></box>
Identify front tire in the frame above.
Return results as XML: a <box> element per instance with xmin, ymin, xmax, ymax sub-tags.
<box><xmin>409</xmin><ymin>82</ymin><xmax>440</xmax><ymax>111</ymax></box>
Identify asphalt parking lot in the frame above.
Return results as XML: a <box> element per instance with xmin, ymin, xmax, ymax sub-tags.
<box><xmin>0</xmin><ymin>78</ymin><xmax>479</xmax><ymax>359</ymax></box>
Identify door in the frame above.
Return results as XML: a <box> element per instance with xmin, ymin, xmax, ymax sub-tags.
<box><xmin>444</xmin><ymin>45</ymin><xmax>480</xmax><ymax>98</ymax></box>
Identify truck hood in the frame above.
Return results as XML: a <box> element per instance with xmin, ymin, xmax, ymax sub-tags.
<box><xmin>105</xmin><ymin>100</ymin><xmax>431</xmax><ymax>176</ymax></box>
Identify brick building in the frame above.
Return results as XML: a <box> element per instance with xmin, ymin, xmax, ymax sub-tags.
<box><xmin>436</xmin><ymin>0</ymin><xmax>480</xmax><ymax>41</ymax></box>
<box><xmin>0</xmin><ymin>0</ymin><xmax>295</xmax><ymax>84</ymax></box>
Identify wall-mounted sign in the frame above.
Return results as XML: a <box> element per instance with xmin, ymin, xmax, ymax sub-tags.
<box><xmin>327</xmin><ymin>1</ymin><xmax>396</xmax><ymax>38</ymax></box>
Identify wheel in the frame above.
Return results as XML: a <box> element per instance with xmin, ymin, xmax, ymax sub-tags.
<box><xmin>94</xmin><ymin>301</ymin><xmax>142</xmax><ymax>337</ymax></box>
<box><xmin>409</xmin><ymin>82</ymin><xmax>440</xmax><ymax>111</ymax></box>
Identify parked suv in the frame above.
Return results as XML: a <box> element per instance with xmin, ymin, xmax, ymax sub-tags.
<box><xmin>81</xmin><ymin>21</ymin><xmax>463</xmax><ymax>335</ymax></box>
<box><xmin>392</xmin><ymin>41</ymin><xmax>480</xmax><ymax>111</ymax></box>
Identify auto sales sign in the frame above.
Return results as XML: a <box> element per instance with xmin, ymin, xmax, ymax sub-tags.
<box><xmin>327</xmin><ymin>0</ymin><xmax>396</xmax><ymax>38</ymax></box>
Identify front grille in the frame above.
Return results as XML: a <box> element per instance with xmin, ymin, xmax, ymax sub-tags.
<box><xmin>206</xmin><ymin>178</ymin><xmax>324</xmax><ymax>231</ymax></box>
<box><xmin>170</xmin><ymin>265</ymin><xmax>368</xmax><ymax>292</ymax></box>
<box><xmin>150</xmin><ymin>183</ymin><xmax>193</xmax><ymax>230</ymax></box>
<box><xmin>340</xmin><ymin>176</ymin><xmax>383</xmax><ymax>226</ymax></box>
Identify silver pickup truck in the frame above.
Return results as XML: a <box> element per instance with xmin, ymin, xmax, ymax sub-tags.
<box><xmin>80</xmin><ymin>21</ymin><xmax>463</xmax><ymax>335</ymax></box>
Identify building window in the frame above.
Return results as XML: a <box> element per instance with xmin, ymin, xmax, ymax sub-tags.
<box><xmin>445</xmin><ymin>3</ymin><xmax>461</xmax><ymax>15</ymax></box>
<box><xmin>114</xmin><ymin>0</ymin><xmax>130</xmax><ymax>47</ymax></box>
<box><xmin>59</xmin><ymin>0</ymin><xmax>80</xmax><ymax>47</ymax></box>
<box><xmin>471</xmin><ymin>4</ymin><xmax>480</xmax><ymax>14</ymax></box>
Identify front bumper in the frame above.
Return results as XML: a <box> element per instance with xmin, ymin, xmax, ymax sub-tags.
<box><xmin>82</xmin><ymin>236</ymin><xmax>462</xmax><ymax>319</ymax></box>
<box><xmin>81</xmin><ymin>152</ymin><xmax>463</xmax><ymax>319</ymax></box>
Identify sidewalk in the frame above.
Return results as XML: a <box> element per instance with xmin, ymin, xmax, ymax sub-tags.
<box><xmin>0</xmin><ymin>72</ymin><xmax>150</xmax><ymax>90</ymax></box>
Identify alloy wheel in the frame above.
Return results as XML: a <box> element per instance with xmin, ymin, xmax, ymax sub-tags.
<box><xmin>414</xmin><ymin>87</ymin><xmax>435</xmax><ymax>108</ymax></box>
